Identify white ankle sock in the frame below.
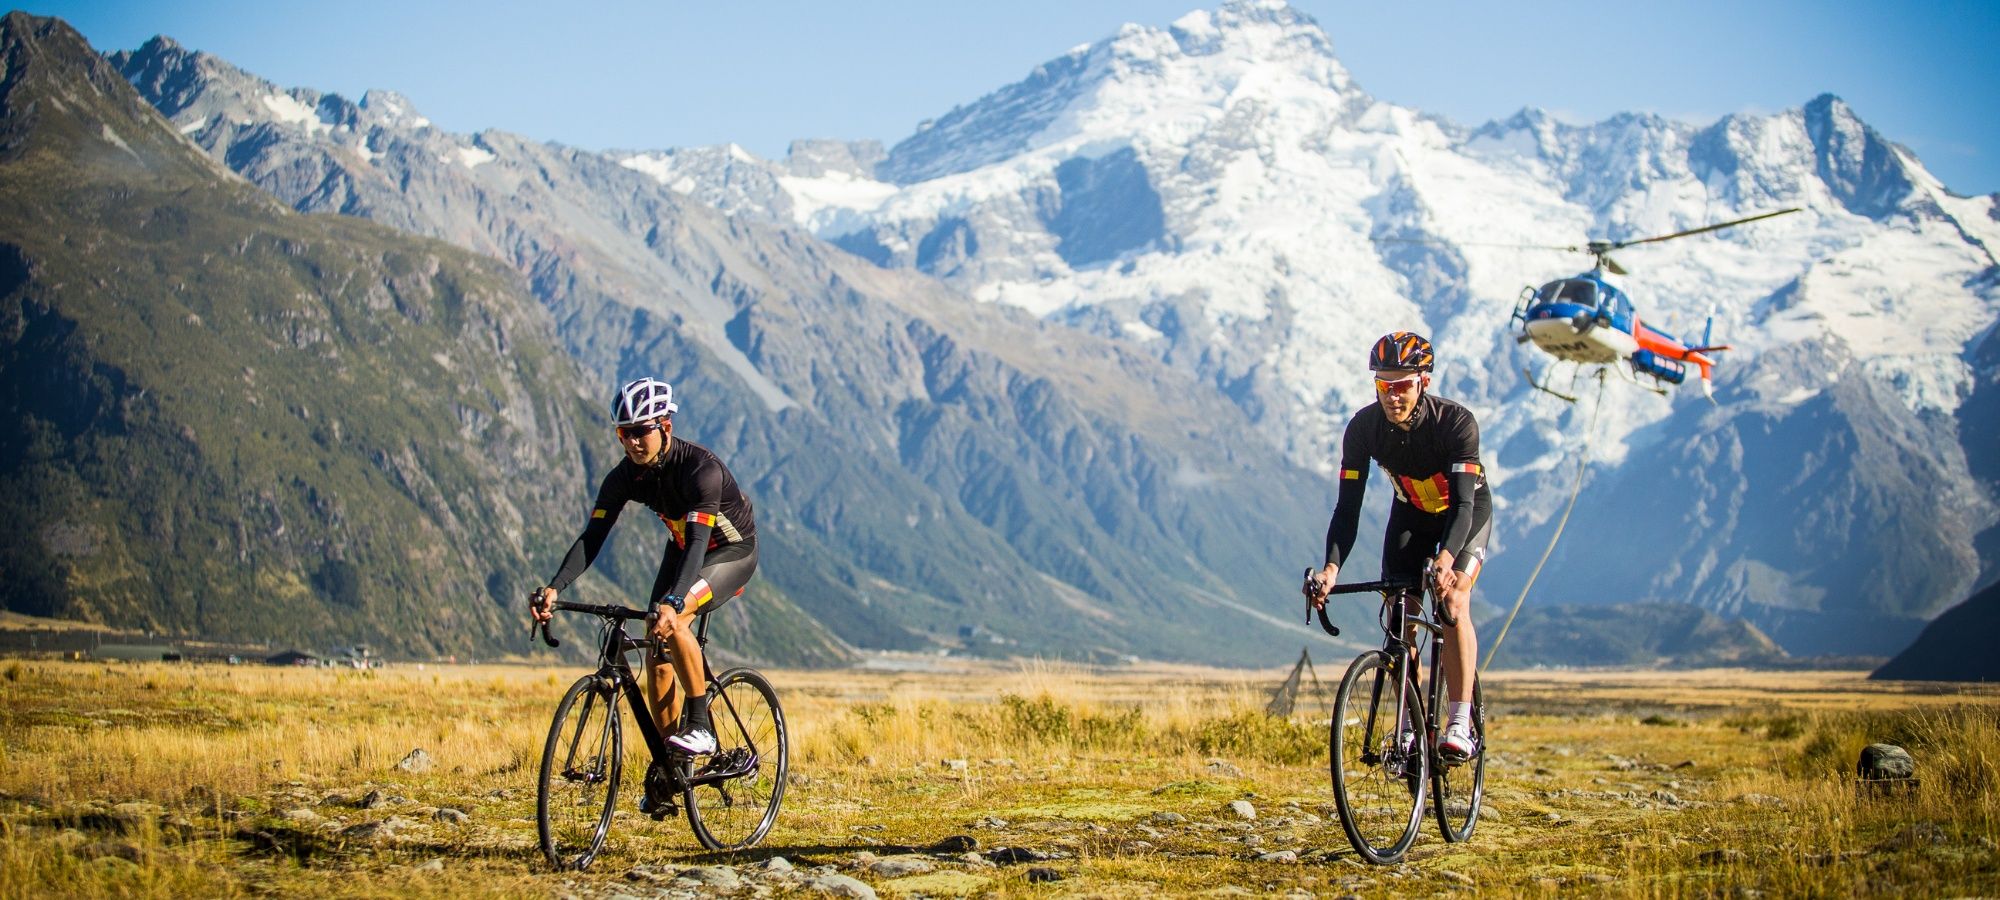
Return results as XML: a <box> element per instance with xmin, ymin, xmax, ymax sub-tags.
<box><xmin>1448</xmin><ymin>702</ymin><xmax>1473</xmax><ymax>732</ymax></box>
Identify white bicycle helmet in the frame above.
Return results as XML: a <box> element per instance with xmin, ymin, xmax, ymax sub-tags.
<box><xmin>612</xmin><ymin>378</ymin><xmax>678</xmax><ymax>425</ymax></box>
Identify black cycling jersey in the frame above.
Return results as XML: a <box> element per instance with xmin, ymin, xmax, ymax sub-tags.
<box><xmin>1323</xmin><ymin>392</ymin><xmax>1490</xmax><ymax>574</ymax></box>
<box><xmin>547</xmin><ymin>437</ymin><xmax>756</xmax><ymax>609</ymax></box>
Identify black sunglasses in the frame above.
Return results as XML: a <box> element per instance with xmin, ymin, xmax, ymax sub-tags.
<box><xmin>616</xmin><ymin>419</ymin><xmax>667</xmax><ymax>441</ymax></box>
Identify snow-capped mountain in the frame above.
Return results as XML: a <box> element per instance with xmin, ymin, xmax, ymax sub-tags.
<box><xmin>627</xmin><ymin>0</ymin><xmax>2000</xmax><ymax>655</ymax></box>
<box><xmin>102</xmin><ymin>24</ymin><xmax>1356</xmax><ymax>667</ymax></box>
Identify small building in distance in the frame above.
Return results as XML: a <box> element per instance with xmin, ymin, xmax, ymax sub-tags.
<box><xmin>266</xmin><ymin>650</ymin><xmax>320</xmax><ymax>667</ymax></box>
<box><xmin>94</xmin><ymin>643</ymin><xmax>183</xmax><ymax>662</ymax></box>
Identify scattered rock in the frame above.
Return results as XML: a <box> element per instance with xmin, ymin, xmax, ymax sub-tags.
<box><xmin>1256</xmin><ymin>850</ymin><xmax>1298</xmax><ymax>863</ymax></box>
<box><xmin>484</xmin><ymin>788</ymin><xmax>514</xmax><ymax>800</ymax></box>
<box><xmin>1144</xmin><ymin>811</ymin><xmax>1186</xmax><ymax>826</ymax></box>
<box><xmin>930</xmin><ymin>835</ymin><xmax>977</xmax><ymax>854</ymax></box>
<box><xmin>971</xmin><ymin>816</ymin><xmax>1009</xmax><ymax>829</ymax></box>
<box><xmin>859</xmin><ymin>756</ymin><xmax>877</xmax><ymax>767</ymax></box>
<box><xmin>1476</xmin><ymin>804</ymin><xmax>1502</xmax><ymax>822</ymax></box>
<box><xmin>806</xmin><ymin>873</ymin><xmax>876</xmax><ymax>898</ymax></box>
<box><xmin>1651</xmin><ymin>790</ymin><xmax>1681</xmax><ymax>806</ymax></box>
<box><xmin>1738</xmin><ymin>793</ymin><xmax>1781</xmax><ymax>807</ymax></box>
<box><xmin>1877</xmin><ymin>821</ymin><xmax>1949</xmax><ymax>850</ymax></box>
<box><xmin>1026</xmin><ymin>867</ymin><xmax>1064</xmax><ymax>883</ymax></box>
<box><xmin>869</xmin><ymin>856</ymin><xmax>934</xmax><ymax>878</ymax></box>
<box><xmin>960</xmin><ymin>851</ymin><xmax>995</xmax><ymax>868</ymax></box>
<box><xmin>941</xmin><ymin>758</ymin><xmax>968</xmax><ymax>772</ymax></box>
<box><xmin>358</xmin><ymin>790</ymin><xmax>388</xmax><ymax>810</ymax></box>
<box><xmin>1440</xmin><ymin>870</ymin><xmax>1474</xmax><ymax>885</ymax></box>
<box><xmin>414</xmin><ymin>858</ymin><xmax>445</xmax><ymax>874</ymax></box>
<box><xmin>677</xmin><ymin>866</ymin><xmax>742</xmax><ymax>890</ymax></box>
<box><xmin>788</xmin><ymin>772</ymin><xmax>811</xmax><ymax>787</ymax></box>
<box><xmin>1582</xmin><ymin>873</ymin><xmax>1617</xmax><ymax>884</ymax></box>
<box><xmin>1857</xmin><ymin>744</ymin><xmax>1915</xmax><ymax>780</ymax></box>
<box><xmin>282</xmin><ymin>807</ymin><xmax>322</xmax><ymax>825</ymax></box>
<box><xmin>396</xmin><ymin>749</ymin><xmax>433</xmax><ymax>774</ymax></box>
<box><xmin>625</xmin><ymin>865</ymin><xmax>666</xmax><ymax>884</ymax></box>
<box><xmin>1674</xmin><ymin>760</ymin><xmax>1696</xmax><ymax>770</ymax></box>
<box><xmin>434</xmin><ymin>808</ymin><xmax>470</xmax><ymax>826</ymax></box>
<box><xmin>1206</xmin><ymin>758</ymin><xmax>1245</xmax><ymax>778</ymax></box>
<box><xmin>986</xmin><ymin>846</ymin><xmax>1049</xmax><ymax>864</ymax></box>
<box><xmin>1229</xmin><ymin>800</ymin><xmax>1257</xmax><ymax>821</ymax></box>
<box><xmin>762</xmin><ymin>856</ymin><xmax>795</xmax><ymax>873</ymax></box>
<box><xmin>1699</xmin><ymin>848</ymin><xmax>1745</xmax><ymax>864</ymax></box>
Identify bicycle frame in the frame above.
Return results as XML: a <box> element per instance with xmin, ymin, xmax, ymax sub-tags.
<box><xmin>537</xmin><ymin>602</ymin><xmax>756</xmax><ymax>779</ymax></box>
<box><xmin>1311</xmin><ymin>573</ymin><xmax>1443</xmax><ymax>768</ymax></box>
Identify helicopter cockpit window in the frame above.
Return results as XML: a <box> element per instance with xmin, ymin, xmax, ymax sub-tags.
<box><xmin>1536</xmin><ymin>279</ymin><xmax>1597</xmax><ymax>308</ymax></box>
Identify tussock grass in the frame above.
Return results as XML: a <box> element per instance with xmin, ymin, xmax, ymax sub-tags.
<box><xmin>2</xmin><ymin>661</ymin><xmax>1996</xmax><ymax>897</ymax></box>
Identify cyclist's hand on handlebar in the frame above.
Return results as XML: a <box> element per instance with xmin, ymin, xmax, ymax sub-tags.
<box><xmin>1304</xmin><ymin>563</ymin><xmax>1338</xmax><ymax>610</ymax></box>
<box><xmin>529</xmin><ymin>586</ymin><xmax>556</xmax><ymax>624</ymax></box>
<box><xmin>1431</xmin><ymin>551</ymin><xmax>1458</xmax><ymax>595</ymax></box>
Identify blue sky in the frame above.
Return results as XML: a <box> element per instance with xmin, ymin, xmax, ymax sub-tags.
<box><xmin>27</xmin><ymin>1</ymin><xmax>2000</xmax><ymax>195</ymax></box>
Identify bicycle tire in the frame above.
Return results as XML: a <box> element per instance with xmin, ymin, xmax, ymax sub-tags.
<box><xmin>684</xmin><ymin>667</ymin><xmax>788</xmax><ymax>850</ymax></box>
<box><xmin>1330</xmin><ymin>650</ymin><xmax>1427</xmax><ymax>864</ymax></box>
<box><xmin>537</xmin><ymin>675</ymin><xmax>623</xmax><ymax>870</ymax></box>
<box><xmin>1429</xmin><ymin>673</ymin><xmax>1486</xmax><ymax>842</ymax></box>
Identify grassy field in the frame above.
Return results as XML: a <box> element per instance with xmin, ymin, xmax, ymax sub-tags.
<box><xmin>1</xmin><ymin>658</ymin><xmax>1996</xmax><ymax>898</ymax></box>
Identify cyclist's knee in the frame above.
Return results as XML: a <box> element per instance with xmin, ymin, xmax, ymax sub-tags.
<box><xmin>1442</xmin><ymin>584</ymin><xmax>1473</xmax><ymax>625</ymax></box>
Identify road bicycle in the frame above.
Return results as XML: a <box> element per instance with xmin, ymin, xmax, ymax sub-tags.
<box><xmin>1307</xmin><ymin>566</ymin><xmax>1486</xmax><ymax>864</ymax></box>
<box><xmin>532</xmin><ymin>599</ymin><xmax>787</xmax><ymax>869</ymax></box>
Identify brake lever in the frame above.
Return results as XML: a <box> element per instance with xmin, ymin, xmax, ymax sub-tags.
<box><xmin>528</xmin><ymin>591</ymin><xmax>562</xmax><ymax>648</ymax></box>
<box><xmin>1302</xmin><ymin>568</ymin><xmax>1340</xmax><ymax>637</ymax></box>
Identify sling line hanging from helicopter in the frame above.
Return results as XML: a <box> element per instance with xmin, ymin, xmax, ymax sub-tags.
<box><xmin>1479</xmin><ymin>368</ymin><xmax>1608</xmax><ymax>674</ymax></box>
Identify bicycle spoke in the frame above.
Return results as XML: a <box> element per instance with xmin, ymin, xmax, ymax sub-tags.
<box><xmin>685</xmin><ymin>668</ymin><xmax>787</xmax><ymax>850</ymax></box>
<box><xmin>538</xmin><ymin>676</ymin><xmax>622</xmax><ymax>871</ymax></box>
<box><xmin>1331</xmin><ymin>653</ymin><xmax>1426</xmax><ymax>864</ymax></box>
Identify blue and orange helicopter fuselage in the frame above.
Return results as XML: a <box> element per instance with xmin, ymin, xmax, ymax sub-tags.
<box><xmin>1513</xmin><ymin>272</ymin><xmax>1724</xmax><ymax>395</ymax></box>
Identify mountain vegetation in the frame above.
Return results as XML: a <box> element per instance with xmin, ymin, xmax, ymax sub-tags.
<box><xmin>0</xmin><ymin>12</ymin><xmax>849</xmax><ymax>664</ymax></box>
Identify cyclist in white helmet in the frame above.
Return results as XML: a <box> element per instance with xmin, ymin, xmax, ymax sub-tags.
<box><xmin>530</xmin><ymin>378</ymin><xmax>758</xmax><ymax>771</ymax></box>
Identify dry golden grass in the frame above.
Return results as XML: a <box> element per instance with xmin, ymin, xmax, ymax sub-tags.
<box><xmin>1</xmin><ymin>658</ymin><xmax>1996</xmax><ymax>898</ymax></box>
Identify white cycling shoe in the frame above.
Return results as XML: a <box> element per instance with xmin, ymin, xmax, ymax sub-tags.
<box><xmin>1438</xmin><ymin>721</ymin><xmax>1480</xmax><ymax>763</ymax></box>
<box><xmin>666</xmin><ymin>724</ymin><xmax>717</xmax><ymax>755</ymax></box>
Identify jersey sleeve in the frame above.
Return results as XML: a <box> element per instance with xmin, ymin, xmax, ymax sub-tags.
<box><xmin>1323</xmin><ymin>415</ymin><xmax>1372</xmax><ymax>569</ymax></box>
<box><xmin>1441</xmin><ymin>407</ymin><xmax>1484</xmax><ymax>563</ymax></box>
<box><xmin>547</xmin><ymin>466</ymin><xmax>628</xmax><ymax>592</ymax></box>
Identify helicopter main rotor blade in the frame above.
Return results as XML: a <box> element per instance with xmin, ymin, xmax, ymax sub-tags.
<box><xmin>1603</xmin><ymin>207</ymin><xmax>1802</xmax><ymax>251</ymax></box>
<box><xmin>1369</xmin><ymin>236</ymin><xmax>1577</xmax><ymax>251</ymax></box>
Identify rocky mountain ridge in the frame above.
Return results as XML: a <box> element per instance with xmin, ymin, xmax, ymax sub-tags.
<box><xmin>620</xmin><ymin>0</ymin><xmax>2000</xmax><ymax>656</ymax></box>
<box><xmin>86</xmin><ymin>18</ymin><xmax>1350</xmax><ymax>666</ymax></box>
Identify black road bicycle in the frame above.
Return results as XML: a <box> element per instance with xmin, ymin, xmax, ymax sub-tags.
<box><xmin>532</xmin><ymin>600</ymin><xmax>787</xmax><ymax>870</ymax></box>
<box><xmin>1307</xmin><ymin>566</ymin><xmax>1486</xmax><ymax>864</ymax></box>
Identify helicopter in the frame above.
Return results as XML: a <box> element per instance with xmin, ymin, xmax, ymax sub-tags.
<box><xmin>1506</xmin><ymin>208</ymin><xmax>1800</xmax><ymax>402</ymax></box>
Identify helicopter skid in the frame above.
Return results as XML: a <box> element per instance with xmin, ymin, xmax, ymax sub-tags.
<box><xmin>1522</xmin><ymin>316</ymin><xmax>1636</xmax><ymax>365</ymax></box>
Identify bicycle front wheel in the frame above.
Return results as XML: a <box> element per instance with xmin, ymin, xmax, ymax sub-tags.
<box><xmin>537</xmin><ymin>675</ymin><xmax>623</xmax><ymax>870</ymax></box>
<box><xmin>1431</xmin><ymin>675</ymin><xmax>1486</xmax><ymax>842</ymax></box>
<box><xmin>1330</xmin><ymin>650</ymin><xmax>1427</xmax><ymax>864</ymax></box>
<box><xmin>684</xmin><ymin>667</ymin><xmax>788</xmax><ymax>850</ymax></box>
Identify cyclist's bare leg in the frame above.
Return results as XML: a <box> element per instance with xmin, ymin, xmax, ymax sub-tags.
<box><xmin>645</xmin><ymin>646</ymin><xmax>682</xmax><ymax>736</ymax></box>
<box><xmin>657</xmin><ymin>603</ymin><xmax>707</xmax><ymax>718</ymax></box>
<box><xmin>1440</xmin><ymin>574</ymin><xmax>1478</xmax><ymax>706</ymax></box>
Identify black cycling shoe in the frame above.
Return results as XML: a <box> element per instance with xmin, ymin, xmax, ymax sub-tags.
<box><xmin>640</xmin><ymin>763</ymin><xmax>679</xmax><ymax>819</ymax></box>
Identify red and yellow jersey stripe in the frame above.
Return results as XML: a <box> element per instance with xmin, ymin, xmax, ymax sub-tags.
<box><xmin>1389</xmin><ymin>472</ymin><xmax>1452</xmax><ymax>514</ymax></box>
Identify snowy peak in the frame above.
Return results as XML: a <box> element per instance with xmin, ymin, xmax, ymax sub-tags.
<box><xmin>1801</xmin><ymin>93</ymin><xmax>1921</xmax><ymax>217</ymax></box>
<box><xmin>880</xmin><ymin>0</ymin><xmax>1359</xmax><ymax>184</ymax></box>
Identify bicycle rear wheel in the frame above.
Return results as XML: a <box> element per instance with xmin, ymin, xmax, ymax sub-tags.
<box><xmin>537</xmin><ymin>675</ymin><xmax>623</xmax><ymax>870</ymax></box>
<box><xmin>1330</xmin><ymin>650</ymin><xmax>1427</xmax><ymax>864</ymax></box>
<box><xmin>684</xmin><ymin>667</ymin><xmax>788</xmax><ymax>850</ymax></box>
<box><xmin>1430</xmin><ymin>674</ymin><xmax>1486</xmax><ymax>842</ymax></box>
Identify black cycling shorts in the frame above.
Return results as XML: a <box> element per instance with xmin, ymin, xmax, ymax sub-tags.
<box><xmin>649</xmin><ymin>536</ymin><xmax>758</xmax><ymax>616</ymax></box>
<box><xmin>1381</xmin><ymin>497</ymin><xmax>1491</xmax><ymax>583</ymax></box>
